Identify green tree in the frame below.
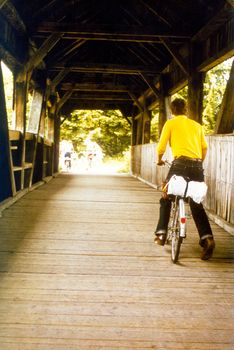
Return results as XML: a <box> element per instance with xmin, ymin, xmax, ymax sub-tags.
<box><xmin>60</xmin><ymin>109</ymin><xmax>131</xmax><ymax>158</ymax></box>
<box><xmin>203</xmin><ymin>57</ymin><xmax>233</xmax><ymax>134</ymax></box>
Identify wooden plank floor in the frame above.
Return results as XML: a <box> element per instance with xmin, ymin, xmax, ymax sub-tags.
<box><xmin>0</xmin><ymin>173</ymin><xmax>233</xmax><ymax>350</ymax></box>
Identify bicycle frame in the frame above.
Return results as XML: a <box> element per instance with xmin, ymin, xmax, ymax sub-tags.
<box><xmin>166</xmin><ymin>195</ymin><xmax>187</xmax><ymax>263</ymax></box>
<box><xmin>159</xmin><ymin>160</ymin><xmax>189</xmax><ymax>263</ymax></box>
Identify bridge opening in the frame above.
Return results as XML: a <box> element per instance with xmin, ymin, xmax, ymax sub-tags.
<box><xmin>1</xmin><ymin>61</ymin><xmax>14</xmax><ymax>128</ymax></box>
<box><xmin>59</xmin><ymin>109</ymin><xmax>131</xmax><ymax>174</ymax></box>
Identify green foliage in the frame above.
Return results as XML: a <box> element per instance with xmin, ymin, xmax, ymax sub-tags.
<box><xmin>60</xmin><ymin>109</ymin><xmax>131</xmax><ymax>158</ymax></box>
<box><xmin>203</xmin><ymin>57</ymin><xmax>233</xmax><ymax>134</ymax></box>
<box><xmin>173</xmin><ymin>86</ymin><xmax>188</xmax><ymax>101</ymax></box>
<box><xmin>150</xmin><ymin>108</ymin><xmax>159</xmax><ymax>142</ymax></box>
<box><xmin>1</xmin><ymin>61</ymin><xmax>13</xmax><ymax>127</ymax></box>
<box><xmin>150</xmin><ymin>57</ymin><xmax>233</xmax><ymax>138</ymax></box>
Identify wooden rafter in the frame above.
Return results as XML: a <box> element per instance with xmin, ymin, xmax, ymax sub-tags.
<box><xmin>192</xmin><ymin>4</ymin><xmax>234</xmax><ymax>41</ymax></box>
<box><xmin>49</xmin><ymin>63</ymin><xmax>160</xmax><ymax>75</ymax></box>
<box><xmin>33</xmin><ymin>22</ymin><xmax>190</xmax><ymax>42</ymax></box>
<box><xmin>17</xmin><ymin>33</ymin><xmax>62</xmax><ymax>81</ymax></box>
<box><xmin>60</xmin><ymin>83</ymin><xmax>139</xmax><ymax>93</ymax></box>
<box><xmin>50</xmin><ymin>68</ymin><xmax>71</xmax><ymax>92</ymax></box>
<box><xmin>56</xmin><ymin>88</ymin><xmax>74</xmax><ymax>112</ymax></box>
<box><xmin>128</xmin><ymin>92</ymin><xmax>144</xmax><ymax>113</ymax></box>
<box><xmin>0</xmin><ymin>0</ymin><xmax>7</xmax><ymax>9</ymax></box>
<box><xmin>160</xmin><ymin>37</ymin><xmax>189</xmax><ymax>76</ymax></box>
<box><xmin>70</xmin><ymin>93</ymin><xmax>132</xmax><ymax>101</ymax></box>
<box><xmin>226</xmin><ymin>0</ymin><xmax>234</xmax><ymax>8</ymax></box>
<box><xmin>0</xmin><ymin>1</ymin><xmax>26</xmax><ymax>32</ymax></box>
<box><xmin>139</xmin><ymin>0</ymin><xmax>172</xmax><ymax>27</ymax></box>
<box><xmin>140</xmin><ymin>74</ymin><xmax>161</xmax><ymax>98</ymax></box>
<box><xmin>48</xmin><ymin>39</ymin><xmax>86</xmax><ymax>64</ymax></box>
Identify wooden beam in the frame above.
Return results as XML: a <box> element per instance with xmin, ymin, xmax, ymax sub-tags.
<box><xmin>17</xmin><ymin>33</ymin><xmax>62</xmax><ymax>82</ymax></box>
<box><xmin>160</xmin><ymin>37</ymin><xmax>189</xmax><ymax>76</ymax></box>
<box><xmin>139</xmin><ymin>0</ymin><xmax>172</xmax><ymax>27</ymax></box>
<box><xmin>226</xmin><ymin>0</ymin><xmax>234</xmax><ymax>8</ymax></box>
<box><xmin>33</xmin><ymin>22</ymin><xmax>190</xmax><ymax>41</ymax></box>
<box><xmin>196</xmin><ymin>17</ymin><xmax>234</xmax><ymax>72</ymax></box>
<box><xmin>50</xmin><ymin>63</ymin><xmax>160</xmax><ymax>75</ymax></box>
<box><xmin>187</xmin><ymin>71</ymin><xmax>204</xmax><ymax>123</ymax></box>
<box><xmin>140</xmin><ymin>74</ymin><xmax>161</xmax><ymax>98</ymax></box>
<box><xmin>28</xmin><ymin>90</ymin><xmax>45</xmax><ymax>186</ymax></box>
<box><xmin>48</xmin><ymin>39</ymin><xmax>86</xmax><ymax>63</ymax></box>
<box><xmin>70</xmin><ymin>93</ymin><xmax>132</xmax><ymax>101</ymax></box>
<box><xmin>128</xmin><ymin>92</ymin><xmax>144</xmax><ymax>113</ymax></box>
<box><xmin>122</xmin><ymin>115</ymin><xmax>132</xmax><ymax>125</ymax></box>
<box><xmin>60</xmin><ymin>83</ymin><xmax>139</xmax><ymax>93</ymax></box>
<box><xmin>0</xmin><ymin>1</ymin><xmax>26</xmax><ymax>33</ymax></box>
<box><xmin>27</xmin><ymin>32</ymin><xmax>61</xmax><ymax>71</ymax></box>
<box><xmin>50</xmin><ymin>68</ymin><xmax>71</xmax><ymax>92</ymax></box>
<box><xmin>0</xmin><ymin>0</ymin><xmax>8</xmax><ymax>9</ymax></box>
<box><xmin>56</xmin><ymin>89</ymin><xmax>74</xmax><ymax>112</ymax></box>
<box><xmin>192</xmin><ymin>4</ymin><xmax>234</xmax><ymax>42</ymax></box>
<box><xmin>61</xmin><ymin>101</ymin><xmax>130</xmax><ymax>113</ymax></box>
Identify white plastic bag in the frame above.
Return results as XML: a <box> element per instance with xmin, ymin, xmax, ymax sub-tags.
<box><xmin>187</xmin><ymin>181</ymin><xmax>207</xmax><ymax>204</ymax></box>
<box><xmin>167</xmin><ymin>175</ymin><xmax>187</xmax><ymax>197</ymax></box>
<box><xmin>167</xmin><ymin>175</ymin><xmax>207</xmax><ymax>203</ymax></box>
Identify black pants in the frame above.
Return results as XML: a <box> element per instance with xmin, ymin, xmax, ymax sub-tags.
<box><xmin>155</xmin><ymin>158</ymin><xmax>213</xmax><ymax>245</ymax></box>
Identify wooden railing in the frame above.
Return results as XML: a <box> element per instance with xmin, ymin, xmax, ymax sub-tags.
<box><xmin>9</xmin><ymin>130</ymin><xmax>54</xmax><ymax>194</ymax></box>
<box><xmin>131</xmin><ymin>135</ymin><xmax>234</xmax><ymax>231</ymax></box>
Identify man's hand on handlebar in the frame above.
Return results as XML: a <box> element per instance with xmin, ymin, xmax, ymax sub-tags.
<box><xmin>157</xmin><ymin>160</ymin><xmax>165</xmax><ymax>166</ymax></box>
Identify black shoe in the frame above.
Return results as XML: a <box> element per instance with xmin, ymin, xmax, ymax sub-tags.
<box><xmin>154</xmin><ymin>230</ymin><xmax>167</xmax><ymax>246</ymax></box>
<box><xmin>201</xmin><ymin>237</ymin><xmax>215</xmax><ymax>260</ymax></box>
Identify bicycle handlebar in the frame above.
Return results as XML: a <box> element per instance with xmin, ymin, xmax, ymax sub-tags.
<box><xmin>157</xmin><ymin>159</ymin><xmax>172</xmax><ymax>167</ymax></box>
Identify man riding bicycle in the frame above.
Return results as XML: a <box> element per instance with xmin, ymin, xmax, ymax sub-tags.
<box><xmin>154</xmin><ymin>98</ymin><xmax>215</xmax><ymax>260</ymax></box>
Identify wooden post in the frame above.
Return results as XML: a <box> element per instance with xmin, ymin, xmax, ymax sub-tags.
<box><xmin>158</xmin><ymin>74</ymin><xmax>170</xmax><ymax>136</ymax></box>
<box><xmin>15</xmin><ymin>80</ymin><xmax>28</xmax><ymax>189</ymax></box>
<box><xmin>135</xmin><ymin>114</ymin><xmax>143</xmax><ymax>145</ymax></box>
<box><xmin>0</xmin><ymin>63</ymin><xmax>14</xmax><ymax>200</ymax></box>
<box><xmin>15</xmin><ymin>82</ymin><xmax>27</xmax><ymax>132</ymax></box>
<box><xmin>131</xmin><ymin>117</ymin><xmax>137</xmax><ymax>146</ymax></box>
<box><xmin>142</xmin><ymin>98</ymin><xmax>151</xmax><ymax>144</ymax></box>
<box><xmin>53</xmin><ymin>112</ymin><xmax>60</xmax><ymax>173</ymax></box>
<box><xmin>187</xmin><ymin>71</ymin><xmax>204</xmax><ymax>123</ymax></box>
<box><xmin>186</xmin><ymin>42</ymin><xmax>204</xmax><ymax>124</ymax></box>
<box><xmin>28</xmin><ymin>90</ymin><xmax>45</xmax><ymax>186</ymax></box>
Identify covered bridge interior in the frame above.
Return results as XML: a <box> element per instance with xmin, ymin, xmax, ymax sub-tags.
<box><xmin>0</xmin><ymin>2</ymin><xmax>234</xmax><ymax>348</ymax></box>
<box><xmin>0</xmin><ymin>0</ymin><xmax>234</xmax><ymax>225</ymax></box>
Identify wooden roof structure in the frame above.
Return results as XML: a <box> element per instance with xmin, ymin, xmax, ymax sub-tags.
<box><xmin>0</xmin><ymin>0</ymin><xmax>233</xmax><ymax>116</ymax></box>
<box><xmin>0</xmin><ymin>0</ymin><xmax>233</xmax><ymax>208</ymax></box>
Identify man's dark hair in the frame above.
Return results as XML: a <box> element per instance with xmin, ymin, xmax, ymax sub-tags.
<box><xmin>171</xmin><ymin>98</ymin><xmax>187</xmax><ymax>115</ymax></box>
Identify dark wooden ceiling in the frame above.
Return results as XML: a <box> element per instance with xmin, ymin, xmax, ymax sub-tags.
<box><xmin>1</xmin><ymin>0</ymin><xmax>233</xmax><ymax>115</ymax></box>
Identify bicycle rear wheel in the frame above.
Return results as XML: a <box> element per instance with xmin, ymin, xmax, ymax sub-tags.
<box><xmin>170</xmin><ymin>199</ymin><xmax>183</xmax><ymax>263</ymax></box>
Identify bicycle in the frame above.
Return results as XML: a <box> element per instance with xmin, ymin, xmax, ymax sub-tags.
<box><xmin>64</xmin><ymin>156</ymin><xmax>72</xmax><ymax>171</ymax></box>
<box><xmin>158</xmin><ymin>160</ymin><xmax>207</xmax><ymax>263</ymax></box>
<box><xmin>166</xmin><ymin>193</ymin><xmax>187</xmax><ymax>263</ymax></box>
<box><xmin>160</xmin><ymin>161</ymin><xmax>189</xmax><ymax>263</ymax></box>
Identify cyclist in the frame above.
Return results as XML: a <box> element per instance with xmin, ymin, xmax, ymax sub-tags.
<box><xmin>64</xmin><ymin>151</ymin><xmax>72</xmax><ymax>170</ymax></box>
<box><xmin>154</xmin><ymin>98</ymin><xmax>215</xmax><ymax>260</ymax></box>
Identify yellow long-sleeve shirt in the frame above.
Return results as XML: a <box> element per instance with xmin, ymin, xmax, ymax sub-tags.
<box><xmin>157</xmin><ymin>115</ymin><xmax>207</xmax><ymax>159</ymax></box>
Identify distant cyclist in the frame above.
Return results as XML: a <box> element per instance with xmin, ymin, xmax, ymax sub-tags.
<box><xmin>154</xmin><ymin>98</ymin><xmax>215</xmax><ymax>260</ymax></box>
<box><xmin>64</xmin><ymin>151</ymin><xmax>72</xmax><ymax>170</ymax></box>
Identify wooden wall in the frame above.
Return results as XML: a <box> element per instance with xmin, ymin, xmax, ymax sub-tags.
<box><xmin>204</xmin><ymin>135</ymin><xmax>234</xmax><ymax>227</ymax></box>
<box><xmin>131</xmin><ymin>135</ymin><xmax>234</xmax><ymax>230</ymax></box>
